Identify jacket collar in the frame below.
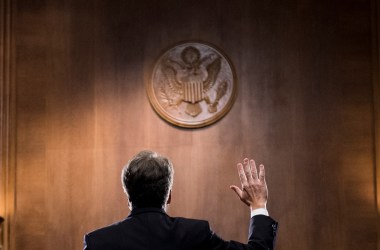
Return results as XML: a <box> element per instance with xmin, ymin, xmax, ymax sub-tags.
<box><xmin>129</xmin><ymin>207</ymin><xmax>167</xmax><ymax>217</ymax></box>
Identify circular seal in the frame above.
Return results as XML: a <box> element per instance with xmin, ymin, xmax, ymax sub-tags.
<box><xmin>146</xmin><ymin>42</ymin><xmax>237</xmax><ymax>128</ymax></box>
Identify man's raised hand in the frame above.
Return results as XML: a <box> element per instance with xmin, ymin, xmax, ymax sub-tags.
<box><xmin>230</xmin><ymin>158</ymin><xmax>268</xmax><ymax>210</ymax></box>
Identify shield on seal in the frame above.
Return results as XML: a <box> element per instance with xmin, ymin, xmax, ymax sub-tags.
<box><xmin>183</xmin><ymin>80</ymin><xmax>204</xmax><ymax>104</ymax></box>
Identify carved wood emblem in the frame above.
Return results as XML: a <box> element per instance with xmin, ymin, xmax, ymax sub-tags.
<box><xmin>146</xmin><ymin>42</ymin><xmax>237</xmax><ymax>128</ymax></box>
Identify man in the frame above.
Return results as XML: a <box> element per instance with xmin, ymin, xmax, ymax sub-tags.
<box><xmin>84</xmin><ymin>150</ymin><xmax>278</xmax><ymax>250</ymax></box>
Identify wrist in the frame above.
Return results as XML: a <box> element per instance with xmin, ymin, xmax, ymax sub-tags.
<box><xmin>250</xmin><ymin>204</ymin><xmax>266</xmax><ymax>210</ymax></box>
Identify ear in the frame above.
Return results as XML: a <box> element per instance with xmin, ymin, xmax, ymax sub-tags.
<box><xmin>167</xmin><ymin>190</ymin><xmax>172</xmax><ymax>205</ymax></box>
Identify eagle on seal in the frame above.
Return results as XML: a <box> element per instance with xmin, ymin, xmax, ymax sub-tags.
<box><xmin>159</xmin><ymin>46</ymin><xmax>228</xmax><ymax>117</ymax></box>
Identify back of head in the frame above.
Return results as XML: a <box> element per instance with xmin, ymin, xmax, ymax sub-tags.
<box><xmin>121</xmin><ymin>150</ymin><xmax>174</xmax><ymax>209</ymax></box>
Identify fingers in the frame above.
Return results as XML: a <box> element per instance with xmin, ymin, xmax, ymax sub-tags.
<box><xmin>237</xmin><ymin>163</ymin><xmax>248</xmax><ymax>185</ymax></box>
<box><xmin>258</xmin><ymin>164</ymin><xmax>265</xmax><ymax>181</ymax></box>
<box><xmin>250</xmin><ymin>159</ymin><xmax>258</xmax><ymax>179</ymax></box>
<box><xmin>236</xmin><ymin>157</ymin><xmax>264</xmax><ymax>184</ymax></box>
<box><xmin>240</xmin><ymin>158</ymin><xmax>262</xmax><ymax>182</ymax></box>
<box><xmin>243</xmin><ymin>159</ymin><xmax>253</xmax><ymax>181</ymax></box>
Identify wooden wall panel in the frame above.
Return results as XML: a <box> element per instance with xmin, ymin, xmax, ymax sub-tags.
<box><xmin>1</xmin><ymin>0</ymin><xmax>378</xmax><ymax>249</ymax></box>
<box><xmin>0</xmin><ymin>0</ymin><xmax>15</xmax><ymax>249</ymax></box>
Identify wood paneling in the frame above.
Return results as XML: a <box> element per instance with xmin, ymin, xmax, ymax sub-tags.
<box><xmin>1</xmin><ymin>0</ymin><xmax>378</xmax><ymax>249</ymax></box>
<box><xmin>0</xmin><ymin>0</ymin><xmax>16</xmax><ymax>249</ymax></box>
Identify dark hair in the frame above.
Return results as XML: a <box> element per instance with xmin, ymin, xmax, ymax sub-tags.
<box><xmin>121</xmin><ymin>150</ymin><xmax>174</xmax><ymax>209</ymax></box>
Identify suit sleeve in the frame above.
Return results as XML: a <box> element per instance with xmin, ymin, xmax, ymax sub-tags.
<box><xmin>246</xmin><ymin>215</ymin><xmax>278</xmax><ymax>250</ymax></box>
<box><xmin>206</xmin><ymin>215</ymin><xmax>278</xmax><ymax>250</ymax></box>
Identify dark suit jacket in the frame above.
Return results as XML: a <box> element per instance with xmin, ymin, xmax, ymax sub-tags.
<box><xmin>84</xmin><ymin>207</ymin><xmax>278</xmax><ymax>250</ymax></box>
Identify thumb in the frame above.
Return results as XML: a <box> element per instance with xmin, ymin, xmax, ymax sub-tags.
<box><xmin>230</xmin><ymin>185</ymin><xmax>250</xmax><ymax>206</ymax></box>
<box><xmin>230</xmin><ymin>185</ymin><xmax>243</xmax><ymax>199</ymax></box>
